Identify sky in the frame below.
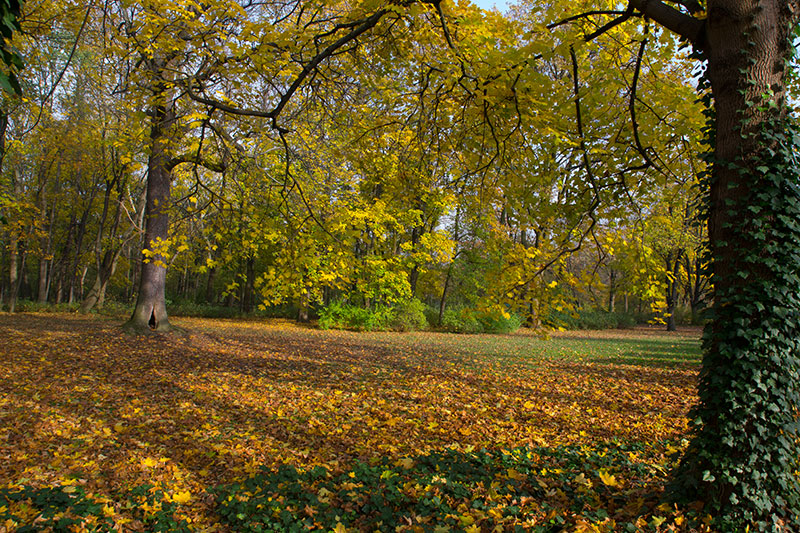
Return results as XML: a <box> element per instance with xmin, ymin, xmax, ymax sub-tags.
<box><xmin>469</xmin><ymin>0</ymin><xmax>511</xmax><ymax>12</ymax></box>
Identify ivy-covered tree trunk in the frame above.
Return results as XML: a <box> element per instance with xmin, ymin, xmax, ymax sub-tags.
<box><xmin>123</xmin><ymin>85</ymin><xmax>174</xmax><ymax>333</ymax></box>
<box><xmin>667</xmin><ymin>0</ymin><xmax>800</xmax><ymax>527</ymax></box>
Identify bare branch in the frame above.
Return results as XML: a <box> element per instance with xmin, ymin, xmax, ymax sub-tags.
<box><xmin>629</xmin><ymin>33</ymin><xmax>662</xmax><ymax>172</ymax></box>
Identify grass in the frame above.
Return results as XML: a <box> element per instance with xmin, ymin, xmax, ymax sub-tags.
<box><xmin>0</xmin><ymin>313</ymin><xmax>703</xmax><ymax>531</ymax></box>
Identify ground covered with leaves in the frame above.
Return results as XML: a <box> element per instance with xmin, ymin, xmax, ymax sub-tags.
<box><xmin>0</xmin><ymin>314</ymin><xmax>705</xmax><ymax>531</ymax></box>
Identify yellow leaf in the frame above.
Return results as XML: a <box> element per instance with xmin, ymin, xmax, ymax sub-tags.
<box><xmin>656</xmin><ymin>502</ymin><xmax>672</xmax><ymax>513</ymax></box>
<box><xmin>102</xmin><ymin>504</ymin><xmax>115</xmax><ymax>517</ymax></box>
<box><xmin>141</xmin><ymin>457</ymin><xmax>158</xmax><ymax>468</ymax></box>
<box><xmin>331</xmin><ymin>523</ymin><xmax>347</xmax><ymax>533</ymax></box>
<box><xmin>598</xmin><ymin>469</ymin><xmax>619</xmax><ymax>487</ymax></box>
<box><xmin>172</xmin><ymin>491</ymin><xmax>192</xmax><ymax>504</ymax></box>
<box><xmin>395</xmin><ymin>457</ymin><xmax>415</xmax><ymax>469</ymax></box>
<box><xmin>317</xmin><ymin>487</ymin><xmax>332</xmax><ymax>504</ymax></box>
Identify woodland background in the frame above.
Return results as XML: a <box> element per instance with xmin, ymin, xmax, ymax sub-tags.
<box><xmin>0</xmin><ymin>0</ymin><xmax>711</xmax><ymax>332</ymax></box>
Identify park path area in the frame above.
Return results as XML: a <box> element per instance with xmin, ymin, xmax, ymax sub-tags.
<box><xmin>0</xmin><ymin>313</ymin><xmax>701</xmax><ymax>531</ymax></box>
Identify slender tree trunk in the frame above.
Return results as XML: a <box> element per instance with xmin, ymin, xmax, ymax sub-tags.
<box><xmin>241</xmin><ymin>256</ymin><xmax>255</xmax><ymax>313</ymax></box>
<box><xmin>408</xmin><ymin>226</ymin><xmax>421</xmax><ymax>296</ymax></box>
<box><xmin>37</xmin><ymin>256</ymin><xmax>48</xmax><ymax>303</ymax></box>
<box><xmin>438</xmin><ymin>262</ymin><xmax>453</xmax><ymax>326</ymax></box>
<box><xmin>6</xmin><ymin>168</ymin><xmax>22</xmax><ymax>312</ymax></box>
<box><xmin>297</xmin><ymin>285</ymin><xmax>310</xmax><ymax>323</ymax></box>
<box><xmin>607</xmin><ymin>269</ymin><xmax>616</xmax><ymax>313</ymax></box>
<box><xmin>205</xmin><ymin>264</ymin><xmax>217</xmax><ymax>304</ymax></box>
<box><xmin>664</xmin><ymin>251</ymin><xmax>681</xmax><ymax>332</ymax></box>
<box><xmin>67</xmin><ymin>202</ymin><xmax>93</xmax><ymax>304</ymax></box>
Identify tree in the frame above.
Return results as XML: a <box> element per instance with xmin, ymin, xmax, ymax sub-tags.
<box><xmin>558</xmin><ymin>0</ymin><xmax>800</xmax><ymax>526</ymax></box>
<box><xmin>0</xmin><ymin>0</ymin><xmax>23</xmax><ymax>96</ymax></box>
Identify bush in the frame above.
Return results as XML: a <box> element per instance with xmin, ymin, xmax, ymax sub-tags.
<box><xmin>319</xmin><ymin>299</ymin><xmax>429</xmax><ymax>332</ymax></box>
<box><xmin>440</xmin><ymin>307</ymin><xmax>523</xmax><ymax>334</ymax></box>
<box><xmin>95</xmin><ymin>300</ymin><xmax>133</xmax><ymax>317</ymax></box>
<box><xmin>318</xmin><ymin>301</ymin><xmax>389</xmax><ymax>331</ymax></box>
<box><xmin>12</xmin><ymin>300</ymin><xmax>80</xmax><ymax>313</ymax></box>
<box><xmin>477</xmin><ymin>310</ymin><xmax>524</xmax><ymax>334</ymax></box>
<box><xmin>169</xmin><ymin>300</ymin><xmax>242</xmax><ymax>318</ymax></box>
<box><xmin>545</xmin><ymin>308</ymin><xmax>638</xmax><ymax>330</ymax></box>
<box><xmin>423</xmin><ymin>305</ymin><xmax>441</xmax><ymax>327</ymax></box>
<box><xmin>441</xmin><ymin>308</ymin><xmax>483</xmax><ymax>334</ymax></box>
<box><xmin>390</xmin><ymin>299</ymin><xmax>428</xmax><ymax>332</ymax></box>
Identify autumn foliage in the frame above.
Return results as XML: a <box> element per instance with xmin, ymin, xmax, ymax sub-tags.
<box><xmin>0</xmin><ymin>313</ymin><xmax>706</xmax><ymax>531</ymax></box>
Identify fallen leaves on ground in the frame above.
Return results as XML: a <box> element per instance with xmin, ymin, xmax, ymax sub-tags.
<box><xmin>0</xmin><ymin>314</ymin><xmax>703</xmax><ymax>531</ymax></box>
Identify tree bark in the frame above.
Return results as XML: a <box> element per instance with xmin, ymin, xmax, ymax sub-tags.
<box><xmin>6</xmin><ymin>168</ymin><xmax>22</xmax><ymax>312</ymax></box>
<box><xmin>639</xmin><ymin>0</ymin><xmax>800</xmax><ymax>522</ymax></box>
<box><xmin>79</xmin><ymin>249</ymin><xmax>120</xmax><ymax>314</ymax></box>
<box><xmin>664</xmin><ymin>251</ymin><xmax>682</xmax><ymax>332</ymax></box>
<box><xmin>124</xmin><ymin>82</ymin><xmax>174</xmax><ymax>333</ymax></box>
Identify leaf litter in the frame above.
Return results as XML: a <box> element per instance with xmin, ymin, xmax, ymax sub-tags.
<box><xmin>0</xmin><ymin>314</ymin><xmax>705</xmax><ymax>531</ymax></box>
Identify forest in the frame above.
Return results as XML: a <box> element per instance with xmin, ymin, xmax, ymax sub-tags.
<box><xmin>2</xmin><ymin>0</ymin><xmax>800</xmax><ymax>530</ymax></box>
<box><xmin>0</xmin><ymin>0</ymin><xmax>708</xmax><ymax>332</ymax></box>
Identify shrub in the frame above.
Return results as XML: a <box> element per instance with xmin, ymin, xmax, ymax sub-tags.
<box><xmin>12</xmin><ymin>300</ymin><xmax>80</xmax><ymax>313</ymax></box>
<box><xmin>390</xmin><ymin>299</ymin><xmax>428</xmax><ymax>332</ymax></box>
<box><xmin>440</xmin><ymin>307</ymin><xmax>523</xmax><ymax>334</ymax></box>
<box><xmin>169</xmin><ymin>300</ymin><xmax>242</xmax><ymax>318</ymax></box>
<box><xmin>319</xmin><ymin>299</ymin><xmax>428</xmax><ymax>332</ymax></box>
<box><xmin>477</xmin><ymin>310</ymin><xmax>524</xmax><ymax>334</ymax></box>
<box><xmin>441</xmin><ymin>307</ymin><xmax>483</xmax><ymax>334</ymax></box>
<box><xmin>423</xmin><ymin>305</ymin><xmax>441</xmax><ymax>327</ymax></box>
<box><xmin>94</xmin><ymin>300</ymin><xmax>132</xmax><ymax>316</ymax></box>
<box><xmin>318</xmin><ymin>300</ymin><xmax>389</xmax><ymax>331</ymax></box>
<box><xmin>545</xmin><ymin>308</ymin><xmax>638</xmax><ymax>330</ymax></box>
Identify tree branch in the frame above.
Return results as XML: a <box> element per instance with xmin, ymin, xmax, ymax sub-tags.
<box><xmin>628</xmin><ymin>0</ymin><xmax>704</xmax><ymax>45</ymax></box>
<box><xmin>166</xmin><ymin>154</ymin><xmax>226</xmax><ymax>173</ymax></box>
<box><xmin>185</xmin><ymin>8</ymin><xmax>393</xmax><ymax>132</ymax></box>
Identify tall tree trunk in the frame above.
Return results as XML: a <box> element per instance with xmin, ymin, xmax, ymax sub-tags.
<box><xmin>124</xmin><ymin>84</ymin><xmax>174</xmax><ymax>333</ymax></box>
<box><xmin>205</xmin><ymin>263</ymin><xmax>217</xmax><ymax>304</ymax></box>
<box><xmin>297</xmin><ymin>285</ymin><xmax>310</xmax><ymax>323</ymax></box>
<box><xmin>241</xmin><ymin>256</ymin><xmax>255</xmax><ymax>313</ymax></box>
<box><xmin>6</xmin><ymin>168</ymin><xmax>22</xmax><ymax>312</ymax></box>
<box><xmin>664</xmin><ymin>251</ymin><xmax>682</xmax><ymax>332</ymax></box>
<box><xmin>37</xmin><ymin>256</ymin><xmax>48</xmax><ymax>303</ymax></box>
<box><xmin>408</xmin><ymin>226</ymin><xmax>421</xmax><ymax>296</ymax></box>
<box><xmin>79</xmin><ymin>249</ymin><xmax>120</xmax><ymax>314</ymax></box>
<box><xmin>67</xmin><ymin>200</ymin><xmax>94</xmax><ymax>304</ymax></box>
<box><xmin>607</xmin><ymin>268</ymin><xmax>616</xmax><ymax>313</ymax></box>
<box><xmin>667</xmin><ymin>0</ymin><xmax>800</xmax><ymax>524</ymax></box>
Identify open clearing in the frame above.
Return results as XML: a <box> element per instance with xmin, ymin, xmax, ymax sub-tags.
<box><xmin>0</xmin><ymin>314</ymin><xmax>702</xmax><ymax>531</ymax></box>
